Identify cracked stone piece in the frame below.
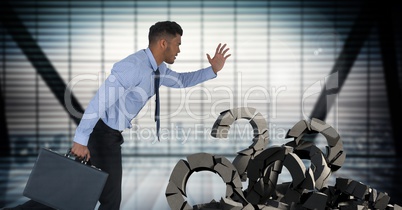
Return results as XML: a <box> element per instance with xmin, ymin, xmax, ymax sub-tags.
<box><xmin>302</xmin><ymin>192</ymin><xmax>327</xmax><ymax>210</ymax></box>
<box><xmin>253</xmin><ymin>178</ymin><xmax>265</xmax><ymax>196</ymax></box>
<box><xmin>272</xmin><ymin>159</ymin><xmax>284</xmax><ymax>173</ymax></box>
<box><xmin>266</xmin><ymin>199</ymin><xmax>289</xmax><ymax>210</ymax></box>
<box><xmin>230</xmin><ymin>107</ymin><xmax>257</xmax><ymax>120</ymax></box>
<box><xmin>226</xmin><ymin>185</ymin><xmax>234</xmax><ymax>198</ymax></box>
<box><xmin>193</xmin><ymin>200</ymin><xmax>220</xmax><ymax>210</ymax></box>
<box><xmin>250</xmin><ymin>136</ymin><xmax>266</xmax><ymax>152</ymax></box>
<box><xmin>169</xmin><ymin>159</ymin><xmax>191</xmax><ymax>196</ymax></box>
<box><xmin>392</xmin><ymin>204</ymin><xmax>402</xmax><ymax>210</ymax></box>
<box><xmin>330</xmin><ymin>152</ymin><xmax>346</xmax><ymax>171</ymax></box>
<box><xmin>369</xmin><ymin>188</ymin><xmax>377</xmax><ymax>202</ymax></box>
<box><xmin>211</xmin><ymin>125</ymin><xmax>230</xmax><ymax>138</ymax></box>
<box><xmin>231</xmin><ymin>172</ymin><xmax>243</xmax><ymax>188</ymax></box>
<box><xmin>286</xmin><ymin>120</ymin><xmax>309</xmax><ymax>138</ymax></box>
<box><xmin>374</xmin><ymin>192</ymin><xmax>390</xmax><ymax>209</ymax></box>
<box><xmin>336</xmin><ymin>178</ymin><xmax>353</xmax><ymax>193</ymax></box>
<box><xmin>286</xmin><ymin>140</ymin><xmax>315</xmax><ymax>159</ymax></box>
<box><xmin>181</xmin><ymin>201</ymin><xmax>193</xmax><ymax>210</ymax></box>
<box><xmin>283</xmin><ymin>153</ymin><xmax>306</xmax><ymax>187</ymax></box>
<box><xmin>166</xmin><ymin>193</ymin><xmax>186</xmax><ymax>210</ymax></box>
<box><xmin>242</xmin><ymin>203</ymin><xmax>254</xmax><ymax>210</ymax></box>
<box><xmin>253</xmin><ymin>146</ymin><xmax>287</xmax><ymax>164</ymax></box>
<box><xmin>283</xmin><ymin>187</ymin><xmax>303</xmax><ymax>205</ymax></box>
<box><xmin>238</xmin><ymin>148</ymin><xmax>254</xmax><ymax>156</ymax></box>
<box><xmin>300</xmin><ymin>168</ymin><xmax>315</xmax><ymax>190</ymax></box>
<box><xmin>166</xmin><ymin>181</ymin><xmax>181</xmax><ymax>196</ymax></box>
<box><xmin>321</xmin><ymin>127</ymin><xmax>341</xmax><ymax>146</ymax></box>
<box><xmin>249</xmin><ymin>112</ymin><xmax>268</xmax><ymax>135</ymax></box>
<box><xmin>350</xmin><ymin>180</ymin><xmax>368</xmax><ymax>199</ymax></box>
<box><xmin>187</xmin><ymin>153</ymin><xmax>215</xmax><ymax>171</ymax></box>
<box><xmin>232</xmin><ymin>187</ymin><xmax>248</xmax><ymax>204</ymax></box>
<box><xmin>214</xmin><ymin>163</ymin><xmax>234</xmax><ymax>184</ymax></box>
<box><xmin>220</xmin><ymin>197</ymin><xmax>243</xmax><ymax>210</ymax></box>
<box><xmin>310</xmin><ymin>152</ymin><xmax>332</xmax><ymax>190</ymax></box>
<box><xmin>215</xmin><ymin>156</ymin><xmax>238</xmax><ymax>172</ymax></box>
<box><xmin>245</xmin><ymin>189</ymin><xmax>260</xmax><ymax>205</ymax></box>
<box><xmin>275</xmin><ymin>182</ymin><xmax>291</xmax><ymax>200</ymax></box>
<box><xmin>310</xmin><ymin>118</ymin><xmax>331</xmax><ymax>132</ymax></box>
<box><xmin>246</xmin><ymin>159</ymin><xmax>264</xmax><ymax>181</ymax></box>
<box><xmin>232</xmin><ymin>154</ymin><xmax>251</xmax><ymax>177</ymax></box>
<box><xmin>216</xmin><ymin>110</ymin><xmax>236</xmax><ymax>126</ymax></box>
<box><xmin>344</xmin><ymin>179</ymin><xmax>358</xmax><ymax>195</ymax></box>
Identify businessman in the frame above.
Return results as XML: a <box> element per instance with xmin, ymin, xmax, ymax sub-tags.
<box><xmin>71</xmin><ymin>21</ymin><xmax>230</xmax><ymax>209</ymax></box>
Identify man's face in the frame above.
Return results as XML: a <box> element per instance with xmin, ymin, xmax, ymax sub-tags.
<box><xmin>164</xmin><ymin>34</ymin><xmax>181</xmax><ymax>64</ymax></box>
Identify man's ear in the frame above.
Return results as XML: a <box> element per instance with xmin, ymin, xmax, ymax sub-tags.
<box><xmin>160</xmin><ymin>39</ymin><xmax>167</xmax><ymax>50</ymax></box>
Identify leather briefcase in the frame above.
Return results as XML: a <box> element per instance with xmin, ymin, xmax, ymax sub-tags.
<box><xmin>23</xmin><ymin>148</ymin><xmax>108</xmax><ymax>210</ymax></box>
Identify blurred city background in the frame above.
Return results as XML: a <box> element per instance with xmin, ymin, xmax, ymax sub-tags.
<box><xmin>0</xmin><ymin>0</ymin><xmax>401</xmax><ymax>209</ymax></box>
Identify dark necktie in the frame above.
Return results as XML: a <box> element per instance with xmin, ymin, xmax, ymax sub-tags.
<box><xmin>154</xmin><ymin>68</ymin><xmax>160</xmax><ymax>141</ymax></box>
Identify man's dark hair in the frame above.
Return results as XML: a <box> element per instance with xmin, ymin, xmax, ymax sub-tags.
<box><xmin>148</xmin><ymin>21</ymin><xmax>183</xmax><ymax>44</ymax></box>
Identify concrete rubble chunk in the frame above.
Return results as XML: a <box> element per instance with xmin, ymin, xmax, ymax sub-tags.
<box><xmin>374</xmin><ymin>192</ymin><xmax>390</xmax><ymax>209</ymax></box>
<box><xmin>250</xmin><ymin>137</ymin><xmax>266</xmax><ymax>152</ymax></box>
<box><xmin>233</xmin><ymin>187</ymin><xmax>248</xmax><ymax>203</ymax></box>
<box><xmin>230</xmin><ymin>107</ymin><xmax>257</xmax><ymax>120</ymax></box>
<box><xmin>393</xmin><ymin>204</ymin><xmax>402</xmax><ymax>210</ymax></box>
<box><xmin>231</xmin><ymin>172</ymin><xmax>243</xmax><ymax>188</ymax></box>
<box><xmin>310</xmin><ymin>118</ymin><xmax>331</xmax><ymax>132</ymax></box>
<box><xmin>246</xmin><ymin>160</ymin><xmax>263</xmax><ymax>181</ymax></box>
<box><xmin>241</xmin><ymin>203</ymin><xmax>254</xmax><ymax>210</ymax></box>
<box><xmin>238</xmin><ymin>148</ymin><xmax>254</xmax><ymax>156</ymax></box>
<box><xmin>217</xmin><ymin>110</ymin><xmax>236</xmax><ymax>126</ymax></box>
<box><xmin>214</xmin><ymin>163</ymin><xmax>234</xmax><ymax>184</ymax></box>
<box><xmin>300</xmin><ymin>168</ymin><xmax>315</xmax><ymax>190</ymax></box>
<box><xmin>245</xmin><ymin>189</ymin><xmax>260</xmax><ymax>205</ymax></box>
<box><xmin>232</xmin><ymin>155</ymin><xmax>251</xmax><ymax>177</ymax></box>
<box><xmin>169</xmin><ymin>159</ymin><xmax>191</xmax><ymax>196</ymax></box>
<box><xmin>181</xmin><ymin>201</ymin><xmax>193</xmax><ymax>210</ymax></box>
<box><xmin>283</xmin><ymin>153</ymin><xmax>306</xmax><ymax>187</ymax></box>
<box><xmin>226</xmin><ymin>185</ymin><xmax>234</xmax><ymax>198</ymax></box>
<box><xmin>215</xmin><ymin>156</ymin><xmax>237</xmax><ymax>171</ymax></box>
<box><xmin>266</xmin><ymin>199</ymin><xmax>289</xmax><ymax>210</ymax></box>
<box><xmin>253</xmin><ymin>178</ymin><xmax>265</xmax><ymax>196</ymax></box>
<box><xmin>220</xmin><ymin>197</ymin><xmax>243</xmax><ymax>210</ymax></box>
<box><xmin>211</xmin><ymin>125</ymin><xmax>231</xmax><ymax>138</ymax></box>
<box><xmin>166</xmin><ymin>180</ymin><xmax>181</xmax><ymax>196</ymax></box>
<box><xmin>187</xmin><ymin>153</ymin><xmax>215</xmax><ymax>171</ymax></box>
<box><xmin>193</xmin><ymin>200</ymin><xmax>220</xmax><ymax>210</ymax></box>
<box><xmin>331</xmin><ymin>152</ymin><xmax>346</xmax><ymax>171</ymax></box>
<box><xmin>311</xmin><ymin>153</ymin><xmax>332</xmax><ymax>190</ymax></box>
<box><xmin>321</xmin><ymin>127</ymin><xmax>340</xmax><ymax>146</ymax></box>
<box><xmin>369</xmin><ymin>188</ymin><xmax>377</xmax><ymax>202</ymax></box>
<box><xmin>283</xmin><ymin>187</ymin><xmax>303</xmax><ymax>205</ymax></box>
<box><xmin>336</xmin><ymin>178</ymin><xmax>353</xmax><ymax>192</ymax></box>
<box><xmin>166</xmin><ymin>108</ymin><xmax>399</xmax><ymax>210</ymax></box>
<box><xmin>166</xmin><ymin>193</ymin><xmax>186</xmax><ymax>210</ymax></box>
<box><xmin>302</xmin><ymin>192</ymin><xmax>327</xmax><ymax>210</ymax></box>
<box><xmin>286</xmin><ymin>120</ymin><xmax>308</xmax><ymax>138</ymax></box>
<box><xmin>249</xmin><ymin>112</ymin><xmax>268</xmax><ymax>135</ymax></box>
<box><xmin>350</xmin><ymin>180</ymin><xmax>368</xmax><ymax>199</ymax></box>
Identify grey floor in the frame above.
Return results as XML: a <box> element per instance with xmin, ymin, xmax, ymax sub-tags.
<box><xmin>1</xmin><ymin>156</ymin><xmax>401</xmax><ymax>209</ymax></box>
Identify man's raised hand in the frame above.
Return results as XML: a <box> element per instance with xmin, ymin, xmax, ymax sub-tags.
<box><xmin>207</xmin><ymin>43</ymin><xmax>231</xmax><ymax>74</ymax></box>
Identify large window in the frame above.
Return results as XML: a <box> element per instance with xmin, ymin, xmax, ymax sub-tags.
<box><xmin>1</xmin><ymin>0</ymin><xmax>400</xmax><ymax>208</ymax></box>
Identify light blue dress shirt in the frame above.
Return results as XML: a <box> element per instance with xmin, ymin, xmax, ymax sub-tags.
<box><xmin>73</xmin><ymin>48</ymin><xmax>217</xmax><ymax>146</ymax></box>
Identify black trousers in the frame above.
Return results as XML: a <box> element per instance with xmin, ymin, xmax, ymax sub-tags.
<box><xmin>88</xmin><ymin>119</ymin><xmax>124</xmax><ymax>210</ymax></box>
<box><xmin>5</xmin><ymin>120</ymin><xmax>124</xmax><ymax>210</ymax></box>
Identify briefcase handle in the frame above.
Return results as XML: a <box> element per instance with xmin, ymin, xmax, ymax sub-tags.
<box><xmin>65</xmin><ymin>148</ymin><xmax>88</xmax><ymax>165</ymax></box>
